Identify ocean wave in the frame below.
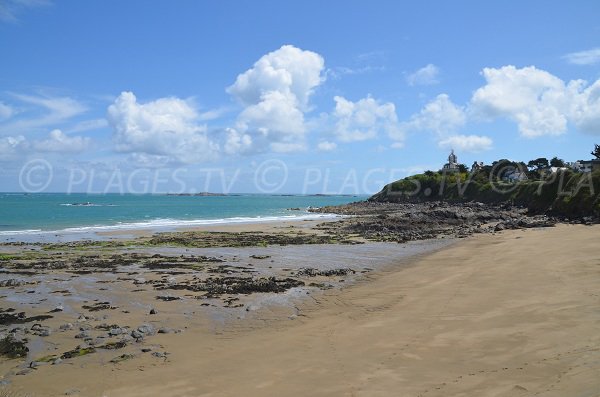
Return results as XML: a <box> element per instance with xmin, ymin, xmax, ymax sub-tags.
<box><xmin>0</xmin><ymin>213</ymin><xmax>340</xmax><ymax>237</ymax></box>
<box><xmin>59</xmin><ymin>203</ymin><xmax>118</xmax><ymax>207</ymax></box>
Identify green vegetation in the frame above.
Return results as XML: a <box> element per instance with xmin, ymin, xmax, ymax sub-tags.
<box><xmin>110</xmin><ymin>353</ymin><xmax>135</xmax><ymax>363</ymax></box>
<box><xmin>34</xmin><ymin>354</ymin><xmax>58</xmax><ymax>363</ymax></box>
<box><xmin>0</xmin><ymin>336</ymin><xmax>28</xmax><ymax>359</ymax></box>
<box><xmin>370</xmin><ymin>165</ymin><xmax>600</xmax><ymax>219</ymax></box>
<box><xmin>60</xmin><ymin>346</ymin><xmax>96</xmax><ymax>359</ymax></box>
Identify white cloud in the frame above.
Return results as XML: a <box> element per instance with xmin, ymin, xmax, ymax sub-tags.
<box><xmin>470</xmin><ymin>66</ymin><xmax>570</xmax><ymax>137</ymax></box>
<box><xmin>570</xmin><ymin>79</ymin><xmax>600</xmax><ymax>134</ymax></box>
<box><xmin>0</xmin><ymin>0</ymin><xmax>50</xmax><ymax>23</ymax></box>
<box><xmin>107</xmin><ymin>91</ymin><xmax>219</xmax><ymax>164</ymax></box>
<box><xmin>66</xmin><ymin>118</ymin><xmax>108</xmax><ymax>133</ymax></box>
<box><xmin>0</xmin><ymin>102</ymin><xmax>14</xmax><ymax>120</ymax></box>
<box><xmin>563</xmin><ymin>48</ymin><xmax>600</xmax><ymax>65</ymax></box>
<box><xmin>0</xmin><ymin>129</ymin><xmax>89</xmax><ymax>160</ymax></box>
<box><xmin>226</xmin><ymin>45</ymin><xmax>325</xmax><ymax>153</ymax></box>
<box><xmin>406</xmin><ymin>64</ymin><xmax>440</xmax><ymax>86</ymax></box>
<box><xmin>31</xmin><ymin>129</ymin><xmax>90</xmax><ymax>153</ymax></box>
<box><xmin>332</xmin><ymin>95</ymin><xmax>403</xmax><ymax>144</ymax></box>
<box><xmin>0</xmin><ymin>93</ymin><xmax>87</xmax><ymax>134</ymax></box>
<box><xmin>400</xmin><ymin>94</ymin><xmax>466</xmax><ymax>135</ymax></box>
<box><xmin>224</xmin><ymin>128</ymin><xmax>253</xmax><ymax>155</ymax></box>
<box><xmin>438</xmin><ymin>134</ymin><xmax>493</xmax><ymax>153</ymax></box>
<box><xmin>317</xmin><ymin>140</ymin><xmax>337</xmax><ymax>151</ymax></box>
<box><xmin>0</xmin><ymin>135</ymin><xmax>26</xmax><ymax>160</ymax></box>
<box><xmin>469</xmin><ymin>65</ymin><xmax>600</xmax><ymax>137</ymax></box>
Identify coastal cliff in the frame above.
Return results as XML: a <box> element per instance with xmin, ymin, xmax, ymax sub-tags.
<box><xmin>369</xmin><ymin>168</ymin><xmax>600</xmax><ymax>220</ymax></box>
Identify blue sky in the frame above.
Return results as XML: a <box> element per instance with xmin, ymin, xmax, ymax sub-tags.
<box><xmin>1</xmin><ymin>0</ymin><xmax>599</xmax><ymax>194</ymax></box>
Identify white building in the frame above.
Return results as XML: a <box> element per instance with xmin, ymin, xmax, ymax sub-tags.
<box><xmin>572</xmin><ymin>160</ymin><xmax>600</xmax><ymax>173</ymax></box>
<box><xmin>442</xmin><ymin>150</ymin><xmax>460</xmax><ymax>172</ymax></box>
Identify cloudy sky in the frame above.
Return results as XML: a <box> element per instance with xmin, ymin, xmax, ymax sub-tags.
<box><xmin>1</xmin><ymin>0</ymin><xmax>599</xmax><ymax>193</ymax></box>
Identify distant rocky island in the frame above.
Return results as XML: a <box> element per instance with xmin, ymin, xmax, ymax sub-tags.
<box><xmin>166</xmin><ymin>192</ymin><xmax>229</xmax><ymax>197</ymax></box>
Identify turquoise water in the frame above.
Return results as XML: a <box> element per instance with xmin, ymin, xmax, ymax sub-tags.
<box><xmin>0</xmin><ymin>193</ymin><xmax>364</xmax><ymax>235</ymax></box>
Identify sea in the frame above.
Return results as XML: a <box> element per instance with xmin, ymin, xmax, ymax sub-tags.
<box><xmin>0</xmin><ymin>193</ymin><xmax>365</xmax><ymax>242</ymax></box>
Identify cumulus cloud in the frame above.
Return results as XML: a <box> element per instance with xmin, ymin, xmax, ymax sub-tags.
<box><xmin>332</xmin><ymin>95</ymin><xmax>404</xmax><ymax>144</ymax></box>
<box><xmin>406</xmin><ymin>64</ymin><xmax>440</xmax><ymax>86</ymax></box>
<box><xmin>317</xmin><ymin>140</ymin><xmax>337</xmax><ymax>151</ymax></box>
<box><xmin>470</xmin><ymin>65</ymin><xmax>600</xmax><ymax>137</ymax></box>
<box><xmin>0</xmin><ymin>135</ymin><xmax>26</xmax><ymax>160</ymax></box>
<box><xmin>570</xmin><ymin>79</ymin><xmax>600</xmax><ymax>134</ymax></box>
<box><xmin>0</xmin><ymin>129</ymin><xmax>89</xmax><ymax>160</ymax></box>
<box><xmin>31</xmin><ymin>129</ymin><xmax>90</xmax><ymax>153</ymax></box>
<box><xmin>224</xmin><ymin>128</ymin><xmax>253</xmax><ymax>155</ymax></box>
<box><xmin>107</xmin><ymin>91</ymin><xmax>219</xmax><ymax>164</ymax></box>
<box><xmin>563</xmin><ymin>48</ymin><xmax>600</xmax><ymax>65</ymax></box>
<box><xmin>227</xmin><ymin>45</ymin><xmax>325</xmax><ymax>153</ymax></box>
<box><xmin>400</xmin><ymin>94</ymin><xmax>466</xmax><ymax>135</ymax></box>
<box><xmin>438</xmin><ymin>134</ymin><xmax>493</xmax><ymax>152</ymax></box>
<box><xmin>470</xmin><ymin>66</ymin><xmax>571</xmax><ymax>137</ymax></box>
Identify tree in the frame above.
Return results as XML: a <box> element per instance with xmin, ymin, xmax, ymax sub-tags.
<box><xmin>592</xmin><ymin>144</ymin><xmax>600</xmax><ymax>160</ymax></box>
<box><xmin>550</xmin><ymin>157</ymin><xmax>565</xmax><ymax>167</ymax></box>
<box><xmin>458</xmin><ymin>164</ymin><xmax>468</xmax><ymax>173</ymax></box>
<box><xmin>527</xmin><ymin>157</ymin><xmax>549</xmax><ymax>170</ymax></box>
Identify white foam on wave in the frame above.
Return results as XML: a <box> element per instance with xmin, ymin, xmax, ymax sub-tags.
<box><xmin>0</xmin><ymin>213</ymin><xmax>340</xmax><ymax>237</ymax></box>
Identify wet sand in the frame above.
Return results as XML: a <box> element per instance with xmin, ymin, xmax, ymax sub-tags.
<box><xmin>1</xmin><ymin>223</ymin><xmax>599</xmax><ymax>396</ymax></box>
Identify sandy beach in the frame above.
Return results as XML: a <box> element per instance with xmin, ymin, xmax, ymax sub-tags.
<box><xmin>1</xmin><ymin>221</ymin><xmax>599</xmax><ymax>396</ymax></box>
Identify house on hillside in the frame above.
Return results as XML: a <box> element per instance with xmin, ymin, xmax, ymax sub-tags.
<box><xmin>572</xmin><ymin>159</ymin><xmax>600</xmax><ymax>173</ymax></box>
<box><xmin>471</xmin><ymin>161</ymin><xmax>484</xmax><ymax>173</ymax></box>
<box><xmin>503</xmin><ymin>169</ymin><xmax>528</xmax><ymax>183</ymax></box>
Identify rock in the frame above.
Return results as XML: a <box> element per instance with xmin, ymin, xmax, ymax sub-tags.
<box><xmin>130</xmin><ymin>330</ymin><xmax>144</xmax><ymax>340</ymax></box>
<box><xmin>141</xmin><ymin>348</ymin><xmax>152</xmax><ymax>353</ymax></box>
<box><xmin>74</xmin><ymin>331</ymin><xmax>90</xmax><ymax>339</ymax></box>
<box><xmin>109</xmin><ymin>328</ymin><xmax>123</xmax><ymax>336</ymax></box>
<box><xmin>52</xmin><ymin>358</ymin><xmax>63</xmax><ymax>365</ymax></box>
<box><xmin>39</xmin><ymin>328</ymin><xmax>51</xmax><ymax>337</ymax></box>
<box><xmin>494</xmin><ymin>223</ymin><xmax>505</xmax><ymax>231</ymax></box>
<box><xmin>15</xmin><ymin>368</ymin><xmax>32</xmax><ymax>376</ymax></box>
<box><xmin>157</xmin><ymin>327</ymin><xmax>172</xmax><ymax>334</ymax></box>
<box><xmin>0</xmin><ymin>279</ymin><xmax>24</xmax><ymax>287</ymax></box>
<box><xmin>29</xmin><ymin>361</ymin><xmax>47</xmax><ymax>368</ymax></box>
<box><xmin>151</xmin><ymin>351</ymin><xmax>166</xmax><ymax>358</ymax></box>
<box><xmin>110</xmin><ymin>353</ymin><xmax>135</xmax><ymax>363</ymax></box>
<box><xmin>59</xmin><ymin>323</ymin><xmax>74</xmax><ymax>331</ymax></box>
<box><xmin>149</xmin><ymin>308</ymin><xmax>158</xmax><ymax>315</ymax></box>
<box><xmin>137</xmin><ymin>324</ymin><xmax>155</xmax><ymax>336</ymax></box>
<box><xmin>76</xmin><ymin>315</ymin><xmax>87</xmax><ymax>322</ymax></box>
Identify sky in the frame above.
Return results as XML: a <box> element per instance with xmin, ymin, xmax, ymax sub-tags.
<box><xmin>0</xmin><ymin>0</ymin><xmax>599</xmax><ymax>194</ymax></box>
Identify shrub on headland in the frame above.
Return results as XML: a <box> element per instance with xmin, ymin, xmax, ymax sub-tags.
<box><xmin>370</xmin><ymin>168</ymin><xmax>600</xmax><ymax>219</ymax></box>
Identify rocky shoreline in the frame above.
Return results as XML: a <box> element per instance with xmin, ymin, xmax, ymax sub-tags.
<box><xmin>311</xmin><ymin>200</ymin><xmax>560</xmax><ymax>243</ymax></box>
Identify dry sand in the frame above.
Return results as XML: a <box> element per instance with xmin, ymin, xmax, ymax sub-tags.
<box><xmin>6</xmin><ymin>224</ymin><xmax>600</xmax><ymax>396</ymax></box>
